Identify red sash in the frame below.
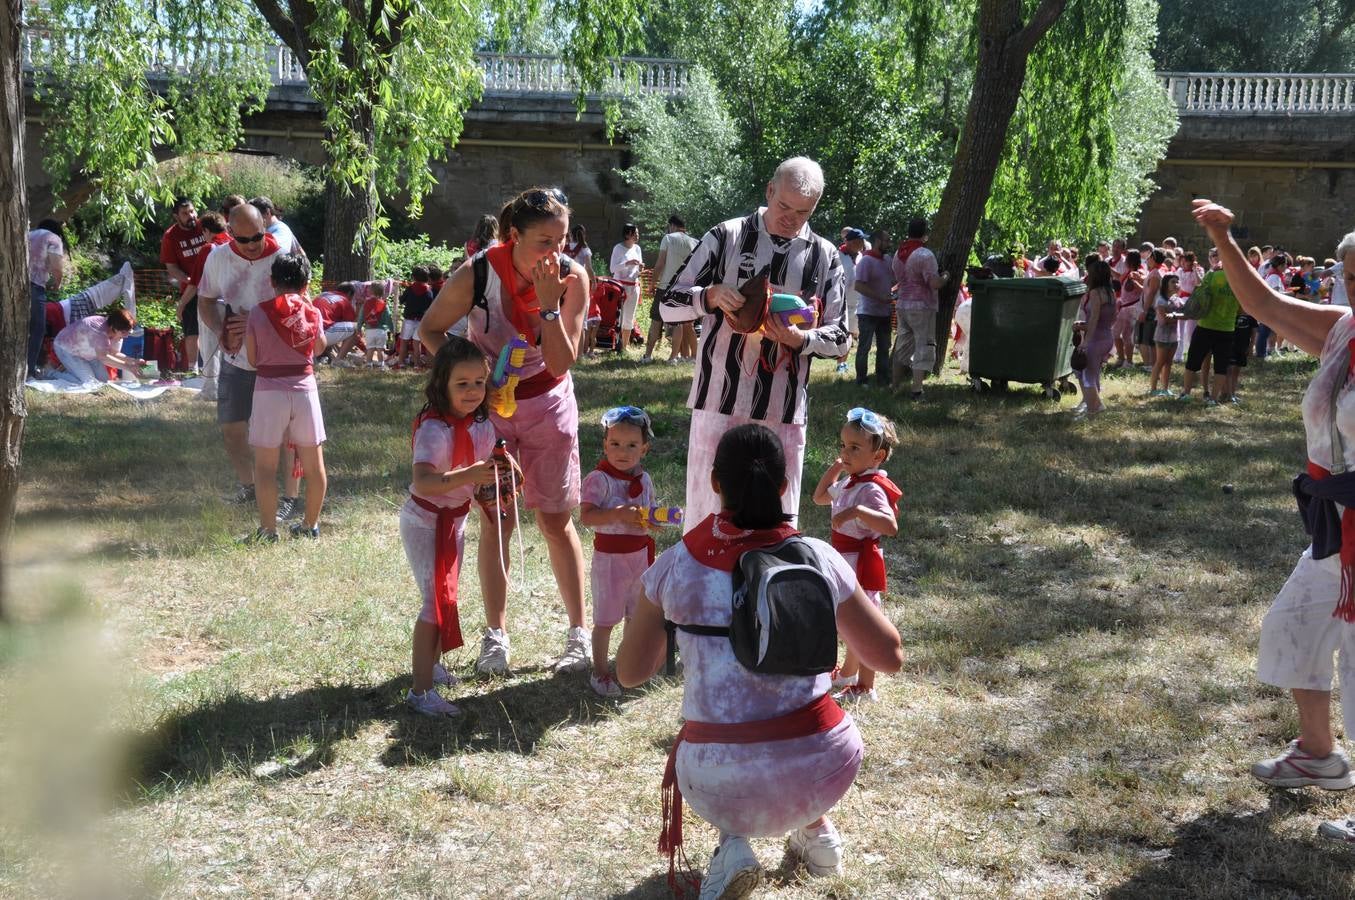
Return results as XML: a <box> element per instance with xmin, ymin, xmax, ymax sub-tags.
<box><xmin>681</xmin><ymin>513</ymin><xmax>798</xmax><ymax>572</ymax></box>
<box><xmin>1310</xmin><ymin>337</ymin><xmax>1355</xmax><ymax>622</ymax></box>
<box><xmin>594</xmin><ymin>531</ymin><xmax>655</xmax><ymax>565</ymax></box>
<box><xmin>256</xmin><ymin>364</ymin><xmax>313</xmax><ymax>378</ymax></box>
<box><xmin>659</xmin><ymin>693</ymin><xmax>845</xmax><ymax>893</ymax></box>
<box><xmin>409</xmin><ymin>494</ymin><xmax>471</xmax><ymax>652</ymax></box>
<box><xmin>513</xmin><ymin>368</ymin><xmax>566</xmax><ymax>402</ymax></box>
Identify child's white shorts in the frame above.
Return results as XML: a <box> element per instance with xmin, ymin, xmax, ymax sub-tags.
<box><xmin>400</xmin><ymin>319</ymin><xmax>421</xmax><ymax>341</ymax></box>
<box><xmin>364</xmin><ymin>328</ymin><xmax>389</xmax><ymax>350</ymax></box>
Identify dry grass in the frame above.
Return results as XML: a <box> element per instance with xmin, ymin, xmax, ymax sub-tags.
<box><xmin>4</xmin><ymin>352</ymin><xmax>1355</xmax><ymax>899</ymax></box>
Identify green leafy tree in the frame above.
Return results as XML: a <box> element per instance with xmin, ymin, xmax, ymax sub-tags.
<box><xmin>1155</xmin><ymin>0</ymin><xmax>1355</xmax><ymax>72</ymax></box>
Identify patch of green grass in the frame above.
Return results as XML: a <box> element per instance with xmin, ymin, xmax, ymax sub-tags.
<box><xmin>4</xmin><ymin>351</ymin><xmax>1355</xmax><ymax>897</ymax></box>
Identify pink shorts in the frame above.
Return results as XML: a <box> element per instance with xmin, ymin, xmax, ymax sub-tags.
<box><xmin>676</xmin><ymin>715</ymin><xmax>863</xmax><ymax>838</ymax></box>
<box><xmin>838</xmin><ymin>552</ymin><xmax>882</xmax><ymax>607</ymax></box>
<box><xmin>248</xmin><ymin>389</ymin><xmax>326</xmax><ymax>447</ymax></box>
<box><xmin>591</xmin><ymin>546</ymin><xmax>648</xmax><ymax>627</ymax></box>
<box><xmin>399</xmin><ymin>506</ymin><xmax>467</xmax><ymax>624</ymax></box>
<box><xmin>489</xmin><ymin>374</ymin><xmax>580</xmax><ymax>513</ymax></box>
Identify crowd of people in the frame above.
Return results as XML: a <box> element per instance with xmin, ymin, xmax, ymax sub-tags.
<box><xmin>22</xmin><ymin>152</ymin><xmax>1355</xmax><ymax>898</ymax></box>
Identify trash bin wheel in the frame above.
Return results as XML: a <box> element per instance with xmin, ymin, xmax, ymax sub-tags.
<box><xmin>970</xmin><ymin>376</ymin><xmax>987</xmax><ymax>393</ymax></box>
<box><xmin>1059</xmin><ymin>378</ymin><xmax>1077</xmax><ymax>395</ymax></box>
<box><xmin>1042</xmin><ymin>384</ymin><xmax>1062</xmax><ymax>402</ymax></box>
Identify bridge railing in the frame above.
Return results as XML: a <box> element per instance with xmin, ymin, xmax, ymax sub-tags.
<box><xmin>20</xmin><ymin>27</ymin><xmax>689</xmax><ymax>97</ymax></box>
<box><xmin>1161</xmin><ymin>72</ymin><xmax>1355</xmax><ymax>115</ymax></box>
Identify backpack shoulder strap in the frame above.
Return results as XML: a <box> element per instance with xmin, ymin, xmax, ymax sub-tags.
<box><xmin>675</xmin><ymin>623</ymin><xmax>730</xmax><ymax>636</ymax></box>
<box><xmin>472</xmin><ymin>253</ymin><xmax>489</xmax><ymax>333</ymax></box>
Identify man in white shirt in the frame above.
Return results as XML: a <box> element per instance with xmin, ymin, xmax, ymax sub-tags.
<box><xmin>835</xmin><ymin>227</ymin><xmax>865</xmax><ymax>374</ymax></box>
<box><xmin>250</xmin><ymin>196</ymin><xmax>306</xmax><ymax>258</ymax></box>
<box><xmin>198</xmin><ymin>204</ymin><xmax>289</xmax><ymax>505</ymax></box>
<box><xmin>644</xmin><ymin>215</ymin><xmax>699</xmax><ymax>361</ymax></box>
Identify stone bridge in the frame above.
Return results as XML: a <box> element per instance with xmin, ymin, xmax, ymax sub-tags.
<box><xmin>20</xmin><ymin>32</ymin><xmax>1355</xmax><ymax>257</ymax></box>
<box><xmin>21</xmin><ymin>32</ymin><xmax>689</xmax><ymax>250</ymax></box>
<box><xmin>1136</xmin><ymin>73</ymin><xmax>1355</xmax><ymax>255</ymax></box>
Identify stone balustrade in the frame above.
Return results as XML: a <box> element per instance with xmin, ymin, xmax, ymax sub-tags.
<box><xmin>20</xmin><ymin>27</ymin><xmax>689</xmax><ymax>97</ymax></box>
<box><xmin>1160</xmin><ymin>72</ymin><xmax>1355</xmax><ymax>115</ymax></box>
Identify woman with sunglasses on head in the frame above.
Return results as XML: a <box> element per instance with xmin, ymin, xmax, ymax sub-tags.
<box><xmin>419</xmin><ymin>187</ymin><xmax>593</xmax><ymax>676</ymax></box>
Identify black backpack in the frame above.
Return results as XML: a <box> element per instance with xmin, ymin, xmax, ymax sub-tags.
<box><xmin>678</xmin><ymin>537</ymin><xmax>838</xmax><ymax>676</ymax></box>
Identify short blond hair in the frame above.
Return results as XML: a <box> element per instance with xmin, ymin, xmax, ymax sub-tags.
<box><xmin>773</xmin><ymin>157</ymin><xmax>825</xmax><ymax>198</ymax></box>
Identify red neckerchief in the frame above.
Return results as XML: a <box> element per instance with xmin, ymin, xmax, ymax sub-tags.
<box><xmin>210</xmin><ymin>232</ymin><xmax>231</xmax><ymax>245</ymax></box>
<box><xmin>258</xmin><ymin>292</ymin><xmax>320</xmax><ymax>354</ymax></box>
<box><xmin>596</xmin><ymin>459</ymin><xmax>644</xmax><ymax>498</ymax></box>
<box><xmin>228</xmin><ymin>233</ymin><xmax>280</xmax><ymax>261</ymax></box>
<box><xmin>407</xmin><ymin>282</ymin><xmax>432</xmax><ymax>299</ymax></box>
<box><xmin>1308</xmin><ymin>343</ymin><xmax>1355</xmax><ymax>623</ymax></box>
<box><xmin>837</xmin><ymin>242</ymin><xmax>849</xmax><ymax>254</ymax></box>
<box><xmin>681</xmin><ymin>513</ymin><xmax>798</xmax><ymax>572</ymax></box>
<box><xmin>486</xmin><ymin>241</ymin><xmax>541</xmax><ymax>338</ymax></box>
<box><xmin>895</xmin><ymin>238</ymin><xmax>926</xmax><ymax>266</ymax></box>
<box><xmin>863</xmin><ymin>248</ymin><xmax>884</xmax><ymax>260</ymax></box>
<box><xmin>411</xmin><ymin>407</ymin><xmax>476</xmax><ymax>470</ymax></box>
<box><xmin>363</xmin><ymin>297</ymin><xmax>387</xmax><ymax>326</ymax></box>
<box><xmin>829</xmin><ymin>471</ymin><xmax>902</xmax><ymax>592</ymax></box>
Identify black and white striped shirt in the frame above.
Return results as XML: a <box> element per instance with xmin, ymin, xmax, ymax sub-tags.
<box><xmin>659</xmin><ymin>209</ymin><xmax>849</xmax><ymax>425</ymax></box>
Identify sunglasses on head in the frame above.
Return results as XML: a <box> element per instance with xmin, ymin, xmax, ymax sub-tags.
<box><xmin>232</xmin><ymin>232</ymin><xmax>265</xmax><ymax>244</ymax></box>
<box><xmin>601</xmin><ymin>405</ymin><xmax>650</xmax><ymax>429</ymax></box>
<box><xmin>524</xmin><ymin>188</ymin><xmax>568</xmax><ymax>210</ymax></box>
<box><xmin>846</xmin><ymin>407</ymin><xmax>884</xmax><ymax>435</ymax></box>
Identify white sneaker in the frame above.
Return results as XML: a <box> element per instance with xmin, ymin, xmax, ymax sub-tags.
<box><xmin>787</xmin><ymin>819</ymin><xmax>844</xmax><ymax>876</ymax></box>
<box><xmin>552</xmin><ymin>626</ymin><xmax>591</xmax><ymax>673</ymax></box>
<box><xmin>834</xmin><ymin>684</ymin><xmax>879</xmax><ymax>704</ymax></box>
<box><xmin>1251</xmin><ymin>740</ymin><xmax>1355</xmax><ymax>790</ymax></box>
<box><xmin>590</xmin><ymin>671</ymin><xmax>622</xmax><ymax>697</ymax></box>
<box><xmin>475</xmin><ymin>627</ymin><xmax>511</xmax><ymax>675</ymax></box>
<box><xmin>405</xmin><ymin>688</ymin><xmax>460</xmax><ymax>718</ymax></box>
<box><xmin>432</xmin><ymin>661</ymin><xmax>459</xmax><ymax>687</ymax></box>
<box><xmin>700</xmin><ymin>835</ymin><xmax>762</xmax><ymax>900</ymax></box>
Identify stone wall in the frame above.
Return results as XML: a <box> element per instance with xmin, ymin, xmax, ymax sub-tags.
<box><xmin>1134</xmin><ymin>113</ymin><xmax>1355</xmax><ymax>256</ymax></box>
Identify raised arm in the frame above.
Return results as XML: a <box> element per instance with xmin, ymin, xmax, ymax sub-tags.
<box><xmin>1192</xmin><ymin>200</ymin><xmax>1345</xmax><ymax>356</ymax></box>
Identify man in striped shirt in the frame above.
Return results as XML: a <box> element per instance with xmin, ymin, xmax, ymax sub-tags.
<box><xmin>660</xmin><ymin>157</ymin><xmax>850</xmax><ymax>532</ymax></box>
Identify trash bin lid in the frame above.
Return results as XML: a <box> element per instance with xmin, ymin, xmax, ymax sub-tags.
<box><xmin>970</xmin><ymin>276</ymin><xmax>1088</xmax><ymax>299</ymax></box>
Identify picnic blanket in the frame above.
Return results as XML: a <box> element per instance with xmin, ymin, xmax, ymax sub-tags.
<box><xmin>25</xmin><ymin>376</ymin><xmax>203</xmax><ymax>401</ymax></box>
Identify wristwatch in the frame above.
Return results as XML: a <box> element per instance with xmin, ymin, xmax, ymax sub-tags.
<box><xmin>540</xmin><ymin>308</ymin><xmax>561</xmax><ymax>322</ymax></box>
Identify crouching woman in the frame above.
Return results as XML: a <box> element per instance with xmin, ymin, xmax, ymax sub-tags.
<box><xmin>616</xmin><ymin>424</ymin><xmax>903</xmax><ymax>899</ymax></box>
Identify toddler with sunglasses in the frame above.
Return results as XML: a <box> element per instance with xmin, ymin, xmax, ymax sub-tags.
<box><xmin>579</xmin><ymin>406</ymin><xmax>657</xmax><ymax>697</ymax></box>
<box><xmin>812</xmin><ymin>407</ymin><xmax>901</xmax><ymax>702</ymax></box>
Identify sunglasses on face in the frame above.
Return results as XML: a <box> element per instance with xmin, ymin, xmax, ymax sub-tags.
<box><xmin>601</xmin><ymin>405</ymin><xmax>650</xmax><ymax>429</ymax></box>
<box><xmin>232</xmin><ymin>232</ymin><xmax>265</xmax><ymax>244</ymax></box>
<box><xmin>846</xmin><ymin>407</ymin><xmax>884</xmax><ymax>434</ymax></box>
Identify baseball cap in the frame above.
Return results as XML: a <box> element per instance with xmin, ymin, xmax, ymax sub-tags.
<box><xmin>843</xmin><ymin>227</ymin><xmax>868</xmax><ymax>242</ymax></box>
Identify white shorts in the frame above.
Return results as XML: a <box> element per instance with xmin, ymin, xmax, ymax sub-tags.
<box><xmin>324</xmin><ymin>322</ymin><xmax>356</xmax><ymax>346</ymax></box>
<box><xmin>400</xmin><ymin>319</ymin><xmax>421</xmax><ymax>341</ymax></box>
<box><xmin>1257</xmin><ymin>548</ymin><xmax>1355</xmax><ymax>732</ymax></box>
<box><xmin>364</xmin><ymin>328</ymin><xmax>389</xmax><ymax>350</ymax></box>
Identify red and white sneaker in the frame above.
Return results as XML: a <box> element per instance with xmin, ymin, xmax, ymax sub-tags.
<box><xmin>829</xmin><ymin>667</ymin><xmax>858</xmax><ymax>689</ymax></box>
<box><xmin>834</xmin><ymin>684</ymin><xmax>878</xmax><ymax>704</ymax></box>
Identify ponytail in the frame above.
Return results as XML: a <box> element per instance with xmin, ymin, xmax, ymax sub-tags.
<box><xmin>712</xmin><ymin>424</ymin><xmax>792</xmax><ymax>529</ymax></box>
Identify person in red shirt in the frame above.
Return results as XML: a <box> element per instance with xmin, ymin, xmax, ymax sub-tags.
<box><xmin>313</xmin><ymin>282</ymin><xmax>360</xmax><ymax>363</ymax></box>
<box><xmin>160</xmin><ymin>198</ymin><xmax>210</xmax><ymax>373</ymax></box>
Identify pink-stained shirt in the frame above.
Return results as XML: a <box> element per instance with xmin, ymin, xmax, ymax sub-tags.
<box><xmin>641</xmin><ymin>532</ymin><xmax>857</xmax><ymax>724</ymax></box>
<box><xmin>893</xmin><ymin>245</ymin><xmax>940</xmax><ymax>310</ymax></box>
<box><xmin>28</xmin><ymin>229</ymin><xmax>63</xmax><ymax>287</ymax></box>
<box><xmin>826</xmin><ymin>468</ymin><xmax>894</xmax><ymax>541</ymax></box>
<box><xmin>54</xmin><ymin>315</ymin><xmax>120</xmax><ymax>361</ymax></box>
<box><xmin>402</xmin><ymin>416</ymin><xmax>498</xmax><ymax>527</ymax></box>
<box><xmin>580</xmin><ymin>467</ymin><xmax>655</xmax><ymax>536</ymax></box>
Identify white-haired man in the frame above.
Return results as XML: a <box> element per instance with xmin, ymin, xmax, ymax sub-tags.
<box><xmin>660</xmin><ymin>157</ymin><xmax>850</xmax><ymax>531</ymax></box>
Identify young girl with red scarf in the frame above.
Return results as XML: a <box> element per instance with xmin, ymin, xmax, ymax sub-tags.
<box><xmin>615</xmin><ymin>424</ymin><xmax>902</xmax><ymax>897</ymax></box>
<box><xmin>243</xmin><ymin>254</ymin><xmax>328</xmax><ymax>543</ymax></box>
<box><xmin>401</xmin><ymin>337</ymin><xmax>503</xmax><ymax>717</ymax></box>
<box><xmin>578</xmin><ymin>405</ymin><xmax>656</xmax><ymax>698</ymax></box>
<box><xmin>813</xmin><ymin>408</ymin><xmax>901</xmax><ymax>703</ymax></box>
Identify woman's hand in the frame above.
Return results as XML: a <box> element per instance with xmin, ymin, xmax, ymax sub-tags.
<box><xmin>531</xmin><ymin>255</ymin><xmax>576</xmax><ymax>312</ymax></box>
<box><xmin>1191</xmin><ymin>199</ymin><xmax>1235</xmax><ymax>240</ymax></box>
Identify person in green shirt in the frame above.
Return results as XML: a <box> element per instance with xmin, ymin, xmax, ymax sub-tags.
<box><xmin>1179</xmin><ymin>267</ymin><xmax>1239</xmax><ymax>404</ymax></box>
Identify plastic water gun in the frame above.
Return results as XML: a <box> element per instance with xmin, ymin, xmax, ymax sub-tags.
<box><xmin>491</xmin><ymin>333</ymin><xmax>530</xmax><ymax>418</ymax></box>
<box><xmin>769</xmin><ymin>293</ymin><xmax>817</xmax><ymax>329</ymax></box>
<box><xmin>645</xmin><ymin>506</ymin><xmax>684</xmax><ymax>528</ymax></box>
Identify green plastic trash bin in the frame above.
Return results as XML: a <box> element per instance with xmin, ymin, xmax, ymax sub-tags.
<box><xmin>966</xmin><ymin>276</ymin><xmax>1087</xmax><ymax>399</ymax></box>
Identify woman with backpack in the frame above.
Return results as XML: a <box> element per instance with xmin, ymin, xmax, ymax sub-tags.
<box><xmin>616</xmin><ymin>424</ymin><xmax>903</xmax><ymax>899</ymax></box>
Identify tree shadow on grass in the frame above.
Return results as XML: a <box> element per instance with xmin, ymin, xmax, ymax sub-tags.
<box><xmin>124</xmin><ymin>669</ymin><xmax>640</xmax><ymax>800</ymax></box>
<box><xmin>1097</xmin><ymin>792</ymin><xmax>1355</xmax><ymax>898</ymax></box>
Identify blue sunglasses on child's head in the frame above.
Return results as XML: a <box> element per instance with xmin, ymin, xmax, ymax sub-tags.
<box><xmin>601</xmin><ymin>405</ymin><xmax>651</xmax><ymax>429</ymax></box>
<box><xmin>846</xmin><ymin>407</ymin><xmax>884</xmax><ymax>434</ymax></box>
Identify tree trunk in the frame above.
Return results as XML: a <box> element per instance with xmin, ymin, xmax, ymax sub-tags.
<box><xmin>0</xmin><ymin>0</ymin><xmax>31</xmax><ymax>620</ymax></box>
<box><xmin>931</xmin><ymin>0</ymin><xmax>1066</xmax><ymax>371</ymax></box>
<box><xmin>322</xmin><ymin>170</ymin><xmax>376</xmax><ymax>283</ymax></box>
